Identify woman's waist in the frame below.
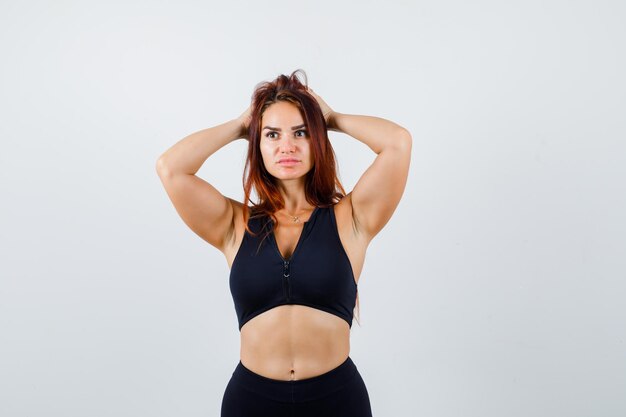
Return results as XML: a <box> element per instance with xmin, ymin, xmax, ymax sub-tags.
<box><xmin>239</xmin><ymin>308</ymin><xmax>351</xmax><ymax>380</ymax></box>
<box><xmin>239</xmin><ymin>344</ymin><xmax>351</xmax><ymax>381</ymax></box>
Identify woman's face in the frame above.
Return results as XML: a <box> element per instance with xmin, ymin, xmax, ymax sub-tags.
<box><xmin>259</xmin><ymin>101</ymin><xmax>313</xmax><ymax>182</ymax></box>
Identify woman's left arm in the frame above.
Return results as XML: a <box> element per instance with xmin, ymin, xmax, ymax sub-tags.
<box><xmin>329</xmin><ymin>111</ymin><xmax>412</xmax><ymax>240</ymax></box>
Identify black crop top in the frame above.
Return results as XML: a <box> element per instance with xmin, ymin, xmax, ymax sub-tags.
<box><xmin>229</xmin><ymin>205</ymin><xmax>358</xmax><ymax>331</ymax></box>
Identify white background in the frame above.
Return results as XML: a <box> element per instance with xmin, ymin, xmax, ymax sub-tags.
<box><xmin>1</xmin><ymin>1</ymin><xmax>625</xmax><ymax>416</ymax></box>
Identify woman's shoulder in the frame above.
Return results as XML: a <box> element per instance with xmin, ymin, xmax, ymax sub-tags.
<box><xmin>332</xmin><ymin>193</ymin><xmax>353</xmax><ymax>213</ymax></box>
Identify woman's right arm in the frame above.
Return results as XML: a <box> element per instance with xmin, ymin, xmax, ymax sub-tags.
<box><xmin>155</xmin><ymin>110</ymin><xmax>250</xmax><ymax>253</ymax></box>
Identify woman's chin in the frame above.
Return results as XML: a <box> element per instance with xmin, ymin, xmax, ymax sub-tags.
<box><xmin>269</xmin><ymin>167</ymin><xmax>311</xmax><ymax>181</ymax></box>
<box><xmin>270</xmin><ymin>172</ymin><xmax>307</xmax><ymax>182</ymax></box>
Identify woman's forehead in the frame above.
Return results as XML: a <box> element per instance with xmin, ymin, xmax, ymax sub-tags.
<box><xmin>262</xmin><ymin>102</ymin><xmax>305</xmax><ymax>126</ymax></box>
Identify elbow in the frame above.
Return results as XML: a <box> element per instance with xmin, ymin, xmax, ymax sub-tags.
<box><xmin>394</xmin><ymin>128</ymin><xmax>412</xmax><ymax>152</ymax></box>
<box><xmin>155</xmin><ymin>156</ymin><xmax>171</xmax><ymax>177</ymax></box>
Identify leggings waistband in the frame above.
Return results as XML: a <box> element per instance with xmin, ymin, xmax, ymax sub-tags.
<box><xmin>231</xmin><ymin>356</ymin><xmax>359</xmax><ymax>403</ymax></box>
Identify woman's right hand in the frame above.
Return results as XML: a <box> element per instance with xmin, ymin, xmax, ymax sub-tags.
<box><xmin>237</xmin><ymin>102</ymin><xmax>253</xmax><ymax>141</ymax></box>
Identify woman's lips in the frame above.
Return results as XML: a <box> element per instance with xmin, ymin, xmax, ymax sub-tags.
<box><xmin>278</xmin><ymin>159</ymin><xmax>300</xmax><ymax>166</ymax></box>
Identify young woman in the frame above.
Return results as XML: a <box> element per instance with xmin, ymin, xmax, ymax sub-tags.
<box><xmin>156</xmin><ymin>69</ymin><xmax>411</xmax><ymax>417</ymax></box>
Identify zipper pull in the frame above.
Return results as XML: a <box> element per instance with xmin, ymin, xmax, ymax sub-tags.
<box><xmin>283</xmin><ymin>260</ymin><xmax>291</xmax><ymax>301</ymax></box>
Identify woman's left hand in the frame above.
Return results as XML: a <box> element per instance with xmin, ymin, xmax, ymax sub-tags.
<box><xmin>307</xmin><ymin>87</ymin><xmax>335</xmax><ymax>127</ymax></box>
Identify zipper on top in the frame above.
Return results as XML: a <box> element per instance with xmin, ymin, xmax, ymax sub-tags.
<box><xmin>270</xmin><ymin>206</ymin><xmax>319</xmax><ymax>302</ymax></box>
<box><xmin>283</xmin><ymin>260</ymin><xmax>291</xmax><ymax>301</ymax></box>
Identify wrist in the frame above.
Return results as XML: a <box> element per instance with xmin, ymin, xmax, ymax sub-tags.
<box><xmin>235</xmin><ymin>117</ymin><xmax>249</xmax><ymax>140</ymax></box>
<box><xmin>327</xmin><ymin>111</ymin><xmax>340</xmax><ymax>132</ymax></box>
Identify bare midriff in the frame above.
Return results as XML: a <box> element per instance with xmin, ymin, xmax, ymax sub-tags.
<box><xmin>239</xmin><ymin>305</ymin><xmax>351</xmax><ymax>381</ymax></box>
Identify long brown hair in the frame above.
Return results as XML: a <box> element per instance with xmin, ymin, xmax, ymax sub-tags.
<box><xmin>241</xmin><ymin>69</ymin><xmax>361</xmax><ymax>327</ymax></box>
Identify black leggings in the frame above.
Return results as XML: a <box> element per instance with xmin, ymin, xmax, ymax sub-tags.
<box><xmin>220</xmin><ymin>356</ymin><xmax>373</xmax><ymax>417</ymax></box>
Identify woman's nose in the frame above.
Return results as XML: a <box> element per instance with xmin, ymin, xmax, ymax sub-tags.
<box><xmin>279</xmin><ymin>137</ymin><xmax>296</xmax><ymax>153</ymax></box>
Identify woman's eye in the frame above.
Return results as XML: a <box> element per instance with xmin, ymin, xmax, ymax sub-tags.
<box><xmin>265</xmin><ymin>130</ymin><xmax>307</xmax><ymax>139</ymax></box>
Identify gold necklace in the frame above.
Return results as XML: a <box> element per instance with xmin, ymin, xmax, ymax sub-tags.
<box><xmin>281</xmin><ymin>208</ymin><xmax>312</xmax><ymax>223</ymax></box>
